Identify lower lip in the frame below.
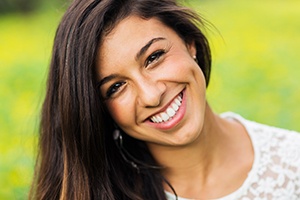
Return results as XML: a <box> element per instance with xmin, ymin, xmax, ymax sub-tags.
<box><xmin>147</xmin><ymin>89</ymin><xmax>187</xmax><ymax>130</ymax></box>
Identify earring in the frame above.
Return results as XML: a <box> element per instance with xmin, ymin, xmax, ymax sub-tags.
<box><xmin>113</xmin><ymin>128</ymin><xmax>140</xmax><ymax>172</ymax></box>
<box><xmin>193</xmin><ymin>55</ymin><xmax>198</xmax><ymax>63</ymax></box>
<box><xmin>113</xmin><ymin>128</ymin><xmax>161</xmax><ymax>173</ymax></box>
<box><xmin>113</xmin><ymin>128</ymin><xmax>121</xmax><ymax>143</ymax></box>
<box><xmin>113</xmin><ymin>129</ymin><xmax>178</xmax><ymax>198</ymax></box>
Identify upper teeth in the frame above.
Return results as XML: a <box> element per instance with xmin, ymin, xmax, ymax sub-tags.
<box><xmin>150</xmin><ymin>94</ymin><xmax>182</xmax><ymax>123</ymax></box>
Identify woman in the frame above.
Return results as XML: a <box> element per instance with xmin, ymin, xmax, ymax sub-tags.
<box><xmin>30</xmin><ymin>0</ymin><xmax>300</xmax><ymax>199</ymax></box>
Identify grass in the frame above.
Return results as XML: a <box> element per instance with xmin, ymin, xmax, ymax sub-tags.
<box><xmin>189</xmin><ymin>0</ymin><xmax>300</xmax><ymax>130</ymax></box>
<box><xmin>0</xmin><ymin>0</ymin><xmax>300</xmax><ymax>198</ymax></box>
<box><xmin>0</xmin><ymin>8</ymin><xmax>63</xmax><ymax>199</ymax></box>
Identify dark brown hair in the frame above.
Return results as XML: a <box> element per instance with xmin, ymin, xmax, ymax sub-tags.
<box><xmin>30</xmin><ymin>0</ymin><xmax>211</xmax><ymax>199</ymax></box>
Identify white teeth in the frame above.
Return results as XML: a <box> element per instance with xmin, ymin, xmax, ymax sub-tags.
<box><xmin>175</xmin><ymin>99</ymin><xmax>181</xmax><ymax>106</ymax></box>
<box><xmin>150</xmin><ymin>92</ymin><xmax>183</xmax><ymax>123</ymax></box>
<box><xmin>161</xmin><ymin>113</ymin><xmax>170</xmax><ymax>121</ymax></box>
<box><xmin>172</xmin><ymin>103</ymin><xmax>179</xmax><ymax>111</ymax></box>
<box><xmin>178</xmin><ymin>95</ymin><xmax>182</xmax><ymax>101</ymax></box>
<box><xmin>157</xmin><ymin>116</ymin><xmax>163</xmax><ymax>122</ymax></box>
<box><xmin>166</xmin><ymin>108</ymin><xmax>176</xmax><ymax>117</ymax></box>
<box><xmin>152</xmin><ymin>116</ymin><xmax>158</xmax><ymax>123</ymax></box>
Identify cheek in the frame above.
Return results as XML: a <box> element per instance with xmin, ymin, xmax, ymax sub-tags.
<box><xmin>193</xmin><ymin>64</ymin><xmax>207</xmax><ymax>86</ymax></box>
<box><xmin>158</xmin><ymin>59</ymin><xmax>181</xmax><ymax>77</ymax></box>
<box><xmin>106</xmin><ymin>95</ymin><xmax>135</xmax><ymax>126</ymax></box>
<box><xmin>175</xmin><ymin>55</ymin><xmax>206</xmax><ymax>86</ymax></box>
<box><xmin>167</xmin><ymin>58</ymin><xmax>203</xmax><ymax>82</ymax></box>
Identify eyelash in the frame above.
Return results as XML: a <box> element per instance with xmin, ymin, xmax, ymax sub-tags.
<box><xmin>105</xmin><ymin>49</ymin><xmax>166</xmax><ymax>99</ymax></box>
<box><xmin>106</xmin><ymin>81</ymin><xmax>126</xmax><ymax>98</ymax></box>
<box><xmin>145</xmin><ymin>49</ymin><xmax>166</xmax><ymax>67</ymax></box>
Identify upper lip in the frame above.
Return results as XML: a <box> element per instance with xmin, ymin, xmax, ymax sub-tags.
<box><xmin>144</xmin><ymin>89</ymin><xmax>184</xmax><ymax>122</ymax></box>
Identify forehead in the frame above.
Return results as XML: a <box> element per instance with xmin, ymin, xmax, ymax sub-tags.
<box><xmin>102</xmin><ymin>16</ymin><xmax>171</xmax><ymax>49</ymax></box>
<box><xmin>98</xmin><ymin>17</ymin><xmax>178</xmax><ymax>64</ymax></box>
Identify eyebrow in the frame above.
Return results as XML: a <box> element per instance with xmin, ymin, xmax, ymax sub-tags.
<box><xmin>135</xmin><ymin>37</ymin><xmax>166</xmax><ymax>60</ymax></box>
<box><xmin>97</xmin><ymin>74</ymin><xmax>118</xmax><ymax>88</ymax></box>
<box><xmin>98</xmin><ymin>37</ymin><xmax>166</xmax><ymax>87</ymax></box>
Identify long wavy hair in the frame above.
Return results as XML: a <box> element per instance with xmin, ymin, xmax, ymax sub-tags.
<box><xmin>30</xmin><ymin>0</ymin><xmax>211</xmax><ymax>199</ymax></box>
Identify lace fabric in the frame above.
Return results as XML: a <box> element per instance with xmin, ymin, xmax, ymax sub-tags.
<box><xmin>166</xmin><ymin>112</ymin><xmax>300</xmax><ymax>200</ymax></box>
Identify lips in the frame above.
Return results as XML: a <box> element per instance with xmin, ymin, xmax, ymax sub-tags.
<box><xmin>150</xmin><ymin>92</ymin><xmax>183</xmax><ymax>123</ymax></box>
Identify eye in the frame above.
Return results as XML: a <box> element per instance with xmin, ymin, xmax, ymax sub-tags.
<box><xmin>106</xmin><ymin>81</ymin><xmax>126</xmax><ymax>98</ymax></box>
<box><xmin>145</xmin><ymin>50</ymin><xmax>165</xmax><ymax>67</ymax></box>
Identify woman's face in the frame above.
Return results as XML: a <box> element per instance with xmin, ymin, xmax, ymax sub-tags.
<box><xmin>97</xmin><ymin>16</ymin><xmax>207</xmax><ymax>147</ymax></box>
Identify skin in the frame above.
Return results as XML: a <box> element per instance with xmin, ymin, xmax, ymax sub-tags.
<box><xmin>97</xmin><ymin>16</ymin><xmax>254</xmax><ymax>199</ymax></box>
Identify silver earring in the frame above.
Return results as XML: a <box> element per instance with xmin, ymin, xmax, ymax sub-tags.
<box><xmin>113</xmin><ymin>128</ymin><xmax>139</xmax><ymax>172</ymax></box>
<box><xmin>113</xmin><ymin>129</ymin><xmax>121</xmax><ymax>142</ymax></box>
<box><xmin>193</xmin><ymin>55</ymin><xmax>198</xmax><ymax>63</ymax></box>
<box><xmin>113</xmin><ymin>129</ymin><xmax>178</xmax><ymax>199</ymax></box>
<box><xmin>113</xmin><ymin>128</ymin><xmax>161</xmax><ymax>173</ymax></box>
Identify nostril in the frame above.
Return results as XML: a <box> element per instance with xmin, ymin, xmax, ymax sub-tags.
<box><xmin>138</xmin><ymin>87</ymin><xmax>164</xmax><ymax>108</ymax></box>
<box><xmin>136</xmin><ymin>77</ymin><xmax>166</xmax><ymax>108</ymax></box>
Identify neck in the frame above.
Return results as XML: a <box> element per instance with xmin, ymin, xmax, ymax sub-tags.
<box><xmin>148</xmin><ymin>104</ymin><xmax>224</xmax><ymax>175</ymax></box>
<box><xmin>147</xmin><ymin>104</ymin><xmax>253</xmax><ymax>199</ymax></box>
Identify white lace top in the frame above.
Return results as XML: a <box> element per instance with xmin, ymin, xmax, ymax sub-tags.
<box><xmin>166</xmin><ymin>112</ymin><xmax>300</xmax><ymax>200</ymax></box>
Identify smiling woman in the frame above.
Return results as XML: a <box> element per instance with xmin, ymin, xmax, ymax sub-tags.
<box><xmin>97</xmin><ymin>16</ymin><xmax>206</xmax><ymax>143</ymax></box>
<box><xmin>29</xmin><ymin>0</ymin><xmax>300</xmax><ymax>200</ymax></box>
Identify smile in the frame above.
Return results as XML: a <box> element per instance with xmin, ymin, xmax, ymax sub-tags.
<box><xmin>150</xmin><ymin>92</ymin><xmax>183</xmax><ymax>123</ymax></box>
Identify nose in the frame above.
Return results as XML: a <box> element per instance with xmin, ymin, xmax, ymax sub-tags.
<box><xmin>136</xmin><ymin>77</ymin><xmax>166</xmax><ymax>108</ymax></box>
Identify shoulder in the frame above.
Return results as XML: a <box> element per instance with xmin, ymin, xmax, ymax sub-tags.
<box><xmin>220</xmin><ymin>112</ymin><xmax>300</xmax><ymax>172</ymax></box>
<box><xmin>251</xmin><ymin>120</ymin><xmax>300</xmax><ymax>170</ymax></box>
<box><xmin>221</xmin><ymin>112</ymin><xmax>300</xmax><ymax>199</ymax></box>
<box><xmin>221</xmin><ymin>112</ymin><xmax>300</xmax><ymax>148</ymax></box>
<box><xmin>241</xmin><ymin>115</ymin><xmax>300</xmax><ymax>163</ymax></box>
<box><xmin>222</xmin><ymin>112</ymin><xmax>300</xmax><ymax>165</ymax></box>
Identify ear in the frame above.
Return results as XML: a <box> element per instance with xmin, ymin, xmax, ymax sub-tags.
<box><xmin>186</xmin><ymin>40</ymin><xmax>197</xmax><ymax>58</ymax></box>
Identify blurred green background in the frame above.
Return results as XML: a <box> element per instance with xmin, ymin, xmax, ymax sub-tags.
<box><xmin>0</xmin><ymin>0</ymin><xmax>299</xmax><ymax>199</ymax></box>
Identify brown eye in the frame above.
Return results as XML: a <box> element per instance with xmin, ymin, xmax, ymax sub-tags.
<box><xmin>145</xmin><ymin>50</ymin><xmax>165</xmax><ymax>67</ymax></box>
<box><xmin>106</xmin><ymin>81</ymin><xmax>126</xmax><ymax>98</ymax></box>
